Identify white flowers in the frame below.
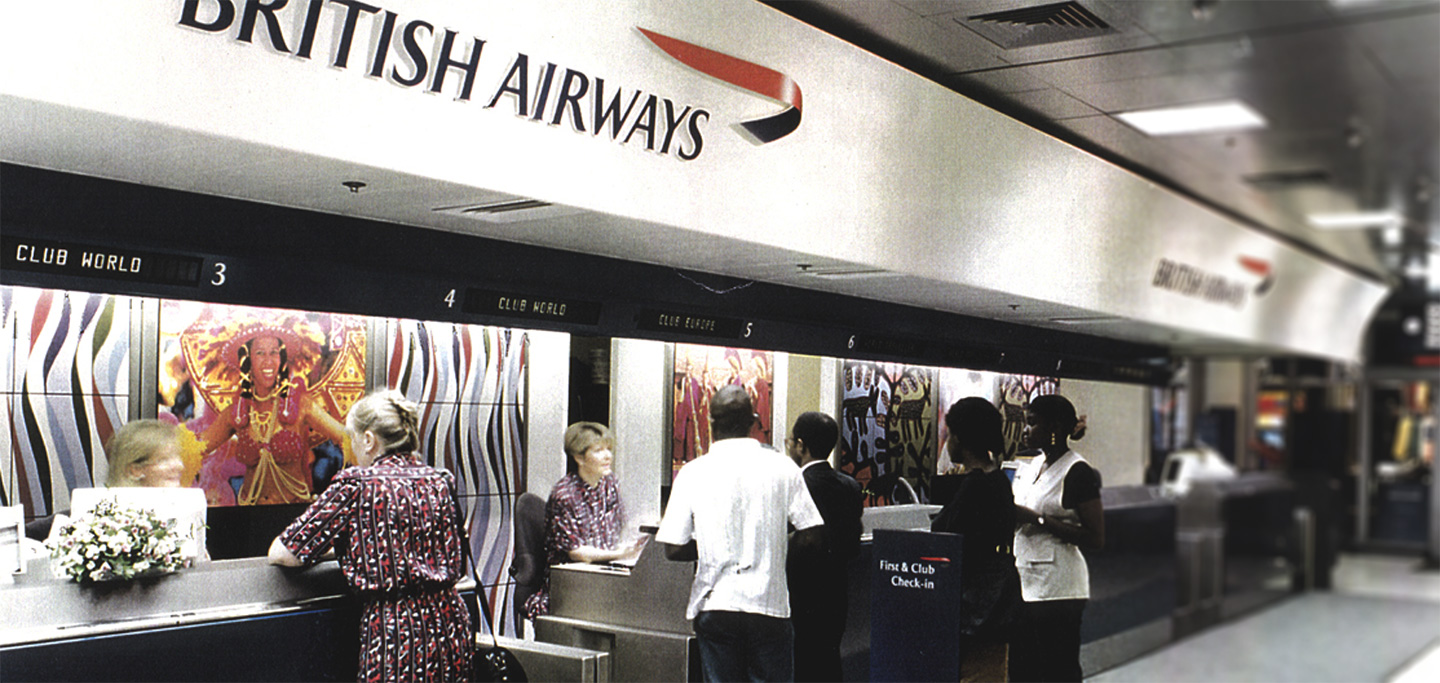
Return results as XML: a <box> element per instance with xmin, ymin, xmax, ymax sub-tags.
<box><xmin>46</xmin><ymin>498</ymin><xmax>187</xmax><ymax>583</ymax></box>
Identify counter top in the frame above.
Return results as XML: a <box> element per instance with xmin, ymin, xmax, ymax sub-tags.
<box><xmin>0</xmin><ymin>557</ymin><xmax>351</xmax><ymax>646</ymax></box>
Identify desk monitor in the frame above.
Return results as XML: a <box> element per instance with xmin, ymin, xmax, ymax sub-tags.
<box><xmin>605</xmin><ymin>532</ymin><xmax>652</xmax><ymax>570</ymax></box>
<box><xmin>1</xmin><ymin>505</ymin><xmax>22</xmax><ymax>581</ymax></box>
<box><xmin>1001</xmin><ymin>460</ymin><xmax>1021</xmax><ymax>482</ymax></box>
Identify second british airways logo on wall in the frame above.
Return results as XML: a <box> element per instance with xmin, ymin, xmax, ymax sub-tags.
<box><xmin>1151</xmin><ymin>255</ymin><xmax>1277</xmax><ymax>309</ymax></box>
<box><xmin>1237</xmin><ymin>256</ymin><xmax>1276</xmax><ymax>296</ymax></box>
<box><xmin>638</xmin><ymin>28</ymin><xmax>803</xmax><ymax>145</ymax></box>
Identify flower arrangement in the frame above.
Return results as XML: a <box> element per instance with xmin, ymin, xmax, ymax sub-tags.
<box><xmin>46</xmin><ymin>497</ymin><xmax>188</xmax><ymax>582</ymax></box>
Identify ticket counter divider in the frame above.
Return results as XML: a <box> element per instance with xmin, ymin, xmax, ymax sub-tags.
<box><xmin>534</xmin><ymin>530</ymin><xmax>700</xmax><ymax>682</ymax></box>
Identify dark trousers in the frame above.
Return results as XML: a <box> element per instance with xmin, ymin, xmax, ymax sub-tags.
<box><xmin>791</xmin><ymin>584</ymin><xmax>847</xmax><ymax>682</ymax></box>
<box><xmin>1008</xmin><ymin>599</ymin><xmax>1086</xmax><ymax>683</ymax></box>
<box><xmin>693</xmin><ymin>610</ymin><xmax>795</xmax><ymax>682</ymax></box>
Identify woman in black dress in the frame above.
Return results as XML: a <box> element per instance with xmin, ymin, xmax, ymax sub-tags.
<box><xmin>269</xmin><ymin>389</ymin><xmax>474</xmax><ymax>682</ymax></box>
<box><xmin>932</xmin><ymin>397</ymin><xmax>1020</xmax><ymax>682</ymax></box>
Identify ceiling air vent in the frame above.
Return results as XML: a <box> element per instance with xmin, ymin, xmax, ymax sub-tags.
<box><xmin>961</xmin><ymin>1</ymin><xmax>1115</xmax><ymax>49</ymax></box>
<box><xmin>432</xmin><ymin>198</ymin><xmax>583</xmax><ymax>224</ymax></box>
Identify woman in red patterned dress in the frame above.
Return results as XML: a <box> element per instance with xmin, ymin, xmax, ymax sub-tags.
<box><xmin>523</xmin><ymin>422</ymin><xmax>644</xmax><ymax>620</ymax></box>
<box><xmin>268</xmin><ymin>390</ymin><xmax>474</xmax><ymax>682</ymax></box>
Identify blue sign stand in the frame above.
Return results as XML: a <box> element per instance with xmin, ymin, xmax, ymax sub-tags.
<box><xmin>870</xmin><ymin>528</ymin><xmax>965</xmax><ymax>682</ymax></box>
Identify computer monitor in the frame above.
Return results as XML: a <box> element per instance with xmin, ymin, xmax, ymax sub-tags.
<box><xmin>1</xmin><ymin>505</ymin><xmax>23</xmax><ymax>582</ymax></box>
<box><xmin>1001</xmin><ymin>460</ymin><xmax>1021</xmax><ymax>482</ymax></box>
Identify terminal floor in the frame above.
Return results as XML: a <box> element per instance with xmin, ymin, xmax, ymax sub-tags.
<box><xmin>1089</xmin><ymin>553</ymin><xmax>1440</xmax><ymax>683</ymax></box>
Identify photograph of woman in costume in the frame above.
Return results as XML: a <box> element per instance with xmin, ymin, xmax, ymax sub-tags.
<box><xmin>164</xmin><ymin>302</ymin><xmax>365</xmax><ymax>507</ymax></box>
<box><xmin>670</xmin><ymin>344</ymin><xmax>773</xmax><ymax>474</ymax></box>
<box><xmin>192</xmin><ymin>324</ymin><xmax>350</xmax><ymax>505</ymax></box>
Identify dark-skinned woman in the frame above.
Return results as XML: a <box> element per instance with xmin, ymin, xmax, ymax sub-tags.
<box><xmin>1009</xmin><ymin>394</ymin><xmax>1104</xmax><ymax>683</ymax></box>
<box><xmin>931</xmin><ymin>397</ymin><xmax>1020</xmax><ymax>682</ymax></box>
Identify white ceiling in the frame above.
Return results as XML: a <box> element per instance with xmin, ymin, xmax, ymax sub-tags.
<box><xmin>763</xmin><ymin>0</ymin><xmax>1440</xmax><ymax>287</ymax></box>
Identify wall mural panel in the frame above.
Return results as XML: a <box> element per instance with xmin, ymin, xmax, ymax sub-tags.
<box><xmin>841</xmin><ymin>362</ymin><xmax>1061</xmax><ymax>505</ymax></box>
<box><xmin>670</xmin><ymin>344</ymin><xmax>774</xmax><ymax>476</ymax></box>
<box><xmin>3</xmin><ymin>287</ymin><xmax>531</xmax><ymax>635</ymax></box>
<box><xmin>840</xmin><ymin>360</ymin><xmax>936</xmax><ymax>506</ymax></box>
<box><xmin>996</xmin><ymin>374</ymin><xmax>1060</xmax><ymax>460</ymax></box>
<box><xmin>162</xmin><ymin>301</ymin><xmax>365</xmax><ymax>507</ymax></box>
<box><xmin>388</xmin><ymin>320</ymin><xmax>528</xmax><ymax>636</ymax></box>
<box><xmin>931</xmin><ymin>369</ymin><xmax>1059</xmax><ymax>473</ymax></box>
<box><xmin>935</xmin><ymin>368</ymin><xmax>997</xmax><ymax>474</ymax></box>
<box><xmin>2</xmin><ymin>286</ymin><xmax>130</xmax><ymax>516</ymax></box>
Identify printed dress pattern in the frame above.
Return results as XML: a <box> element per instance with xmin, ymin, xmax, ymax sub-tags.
<box><xmin>279</xmin><ymin>452</ymin><xmax>474</xmax><ymax>682</ymax></box>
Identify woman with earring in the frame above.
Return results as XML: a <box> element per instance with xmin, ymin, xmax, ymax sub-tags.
<box><xmin>523</xmin><ymin>422</ymin><xmax>644</xmax><ymax>620</ymax></box>
<box><xmin>931</xmin><ymin>398</ymin><xmax>1021</xmax><ymax>682</ymax></box>
<box><xmin>194</xmin><ymin>323</ymin><xmax>348</xmax><ymax>505</ymax></box>
<box><xmin>1009</xmin><ymin>394</ymin><xmax>1104</xmax><ymax>682</ymax></box>
<box><xmin>269</xmin><ymin>389</ymin><xmax>473</xmax><ymax>682</ymax></box>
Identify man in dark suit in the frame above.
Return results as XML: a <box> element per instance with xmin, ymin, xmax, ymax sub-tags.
<box><xmin>786</xmin><ymin>411</ymin><xmax>864</xmax><ymax>681</ymax></box>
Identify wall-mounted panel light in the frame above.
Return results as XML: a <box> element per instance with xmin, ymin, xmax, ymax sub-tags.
<box><xmin>1116</xmin><ymin>100</ymin><xmax>1267</xmax><ymax>136</ymax></box>
<box><xmin>1048</xmin><ymin>316</ymin><xmax>1121</xmax><ymax>325</ymax></box>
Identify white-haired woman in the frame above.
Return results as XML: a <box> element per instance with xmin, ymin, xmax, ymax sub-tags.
<box><xmin>269</xmin><ymin>389</ymin><xmax>473</xmax><ymax>682</ymax></box>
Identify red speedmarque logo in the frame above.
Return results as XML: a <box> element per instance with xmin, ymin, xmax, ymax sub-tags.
<box><xmin>638</xmin><ymin>28</ymin><xmax>803</xmax><ymax>145</ymax></box>
<box><xmin>1238</xmin><ymin>256</ymin><xmax>1276</xmax><ymax>296</ymax></box>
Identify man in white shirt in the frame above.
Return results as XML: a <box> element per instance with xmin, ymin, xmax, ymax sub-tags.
<box><xmin>657</xmin><ymin>385</ymin><xmax>825</xmax><ymax>682</ymax></box>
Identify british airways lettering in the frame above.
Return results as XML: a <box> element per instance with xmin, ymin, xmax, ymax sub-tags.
<box><xmin>178</xmin><ymin>0</ymin><xmax>708</xmax><ymax>161</ymax></box>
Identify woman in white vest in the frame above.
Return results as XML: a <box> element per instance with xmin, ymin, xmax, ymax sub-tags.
<box><xmin>1009</xmin><ymin>394</ymin><xmax>1105</xmax><ymax>682</ymax></box>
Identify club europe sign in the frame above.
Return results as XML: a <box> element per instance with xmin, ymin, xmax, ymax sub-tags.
<box><xmin>177</xmin><ymin>0</ymin><xmax>722</xmax><ymax>160</ymax></box>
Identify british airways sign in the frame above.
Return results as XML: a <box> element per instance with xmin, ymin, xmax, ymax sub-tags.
<box><xmin>178</xmin><ymin>1</ymin><xmax>803</xmax><ymax>160</ymax></box>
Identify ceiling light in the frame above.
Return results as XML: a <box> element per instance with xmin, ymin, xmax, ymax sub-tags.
<box><xmin>1382</xmin><ymin>226</ymin><xmax>1404</xmax><ymax>246</ymax></box>
<box><xmin>1049</xmin><ymin>316</ymin><xmax>1121</xmax><ymax>325</ymax></box>
<box><xmin>1402</xmin><ymin>256</ymin><xmax>1426</xmax><ymax>280</ymax></box>
<box><xmin>1307</xmin><ymin>210</ymin><xmax>1403</xmax><ymax>230</ymax></box>
<box><xmin>802</xmin><ymin>269</ymin><xmax>890</xmax><ymax>280</ymax></box>
<box><xmin>1116</xmin><ymin>100</ymin><xmax>1266</xmax><ymax>136</ymax></box>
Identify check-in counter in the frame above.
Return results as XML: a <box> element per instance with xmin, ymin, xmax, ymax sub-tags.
<box><xmin>534</xmin><ymin>506</ymin><xmax>944</xmax><ymax>683</ymax></box>
<box><xmin>1215</xmin><ymin>474</ymin><xmax>1300</xmax><ymax>617</ymax></box>
<box><xmin>0</xmin><ymin>556</ymin><xmax>361</xmax><ymax>681</ymax></box>
<box><xmin>834</xmin><ymin>504</ymin><xmax>942</xmax><ymax>680</ymax></box>
<box><xmin>1171</xmin><ymin>472</ymin><xmax>1300</xmax><ymax>636</ymax></box>
<box><xmin>859</xmin><ymin>503</ymin><xmax>942</xmax><ymax>541</ymax></box>
<box><xmin>3</xmin><ymin>555</ymin><xmax>599</xmax><ymax>682</ymax></box>
<box><xmin>534</xmin><ymin>538</ymin><xmax>699</xmax><ymax>682</ymax></box>
<box><xmin>1078</xmin><ymin>486</ymin><xmax>1178</xmax><ymax>676</ymax></box>
<box><xmin>843</xmin><ymin>495</ymin><xmax>1181</xmax><ymax>680</ymax></box>
<box><xmin>482</xmin><ymin>635</ymin><xmax>611</xmax><ymax>683</ymax></box>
